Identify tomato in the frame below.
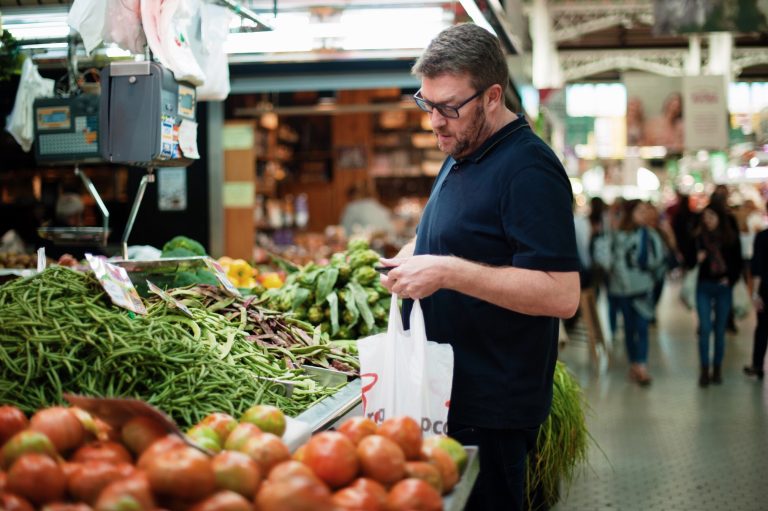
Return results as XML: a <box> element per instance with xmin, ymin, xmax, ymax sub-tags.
<box><xmin>240</xmin><ymin>432</ymin><xmax>290</xmax><ymax>475</ymax></box>
<box><xmin>356</xmin><ymin>435</ymin><xmax>406</xmax><ymax>486</ymax></box>
<box><xmin>336</xmin><ymin>417</ymin><xmax>378</xmax><ymax>446</ymax></box>
<box><xmin>223</xmin><ymin>423</ymin><xmax>261</xmax><ymax>452</ymax></box>
<box><xmin>302</xmin><ymin>431</ymin><xmax>359</xmax><ymax>489</ymax></box>
<box><xmin>240</xmin><ymin>405</ymin><xmax>286</xmax><ymax>438</ymax></box>
<box><xmin>29</xmin><ymin>406</ymin><xmax>86</xmax><ymax>454</ymax></box>
<box><xmin>0</xmin><ymin>492</ymin><xmax>34</xmax><ymax>511</ymax></box>
<box><xmin>332</xmin><ymin>487</ymin><xmax>384</xmax><ymax>510</ymax></box>
<box><xmin>349</xmin><ymin>478</ymin><xmax>388</xmax><ymax>508</ymax></box>
<box><xmin>6</xmin><ymin>453</ymin><xmax>67</xmax><ymax>505</ymax></box>
<box><xmin>120</xmin><ymin>416</ymin><xmax>168</xmax><ymax>456</ymax></box>
<box><xmin>136</xmin><ymin>435</ymin><xmax>184</xmax><ymax>471</ymax></box>
<box><xmin>0</xmin><ymin>405</ymin><xmax>28</xmax><ymax>446</ymax></box>
<box><xmin>67</xmin><ymin>461</ymin><xmax>135</xmax><ymax>505</ymax></box>
<box><xmin>378</xmin><ymin>417</ymin><xmax>422</xmax><ymax>461</ymax></box>
<box><xmin>40</xmin><ymin>503</ymin><xmax>93</xmax><ymax>511</ymax></box>
<box><xmin>386</xmin><ymin>478</ymin><xmax>443</xmax><ymax>511</ymax></box>
<box><xmin>422</xmin><ymin>435</ymin><xmax>467</xmax><ymax>474</ymax></box>
<box><xmin>211</xmin><ymin>450</ymin><xmax>261</xmax><ymax>498</ymax></box>
<box><xmin>421</xmin><ymin>446</ymin><xmax>458</xmax><ymax>494</ymax></box>
<box><xmin>188</xmin><ymin>490</ymin><xmax>252</xmax><ymax>511</ymax></box>
<box><xmin>72</xmin><ymin>441</ymin><xmax>133</xmax><ymax>465</ymax></box>
<box><xmin>94</xmin><ymin>472</ymin><xmax>155</xmax><ymax>511</ymax></box>
<box><xmin>266</xmin><ymin>460</ymin><xmax>316</xmax><ymax>483</ymax></box>
<box><xmin>255</xmin><ymin>474</ymin><xmax>334</xmax><ymax>511</ymax></box>
<box><xmin>199</xmin><ymin>413</ymin><xmax>237</xmax><ymax>444</ymax></box>
<box><xmin>1</xmin><ymin>430</ymin><xmax>57</xmax><ymax>469</ymax></box>
<box><xmin>0</xmin><ymin>469</ymin><xmax>5</xmax><ymax>492</ymax></box>
<box><xmin>187</xmin><ymin>425</ymin><xmax>222</xmax><ymax>453</ymax></box>
<box><xmin>144</xmin><ymin>445</ymin><xmax>216</xmax><ymax>501</ymax></box>
<box><xmin>404</xmin><ymin>461</ymin><xmax>443</xmax><ymax>494</ymax></box>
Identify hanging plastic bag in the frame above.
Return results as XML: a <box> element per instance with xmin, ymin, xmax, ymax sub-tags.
<box><xmin>679</xmin><ymin>265</ymin><xmax>699</xmax><ymax>310</ymax></box>
<box><xmin>67</xmin><ymin>0</ymin><xmax>107</xmax><ymax>55</ymax></box>
<box><xmin>357</xmin><ymin>296</ymin><xmax>454</xmax><ymax>436</ymax></box>
<box><xmin>103</xmin><ymin>0</ymin><xmax>146</xmax><ymax>55</ymax></box>
<box><xmin>141</xmin><ymin>0</ymin><xmax>206</xmax><ymax>86</ymax></box>
<box><xmin>194</xmin><ymin>3</ymin><xmax>233</xmax><ymax>101</ymax></box>
<box><xmin>5</xmin><ymin>58</ymin><xmax>55</xmax><ymax>152</ymax></box>
<box><xmin>732</xmin><ymin>280</ymin><xmax>751</xmax><ymax>319</ymax></box>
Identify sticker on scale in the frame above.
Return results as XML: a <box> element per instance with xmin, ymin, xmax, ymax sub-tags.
<box><xmin>159</xmin><ymin>116</ymin><xmax>176</xmax><ymax>160</ymax></box>
<box><xmin>85</xmin><ymin>254</ymin><xmax>147</xmax><ymax>315</ymax></box>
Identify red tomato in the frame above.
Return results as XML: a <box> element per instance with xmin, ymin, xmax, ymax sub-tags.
<box><xmin>356</xmin><ymin>435</ymin><xmax>406</xmax><ymax>486</ymax></box>
<box><xmin>199</xmin><ymin>413</ymin><xmax>238</xmax><ymax>444</ymax></box>
<box><xmin>144</xmin><ymin>445</ymin><xmax>216</xmax><ymax>501</ymax></box>
<box><xmin>6</xmin><ymin>453</ymin><xmax>67</xmax><ymax>505</ymax></box>
<box><xmin>336</xmin><ymin>417</ymin><xmax>378</xmax><ymax>446</ymax></box>
<box><xmin>94</xmin><ymin>472</ymin><xmax>155</xmax><ymax>511</ymax></box>
<box><xmin>72</xmin><ymin>441</ymin><xmax>133</xmax><ymax>465</ymax></box>
<box><xmin>240</xmin><ymin>432</ymin><xmax>290</xmax><ymax>475</ymax></box>
<box><xmin>0</xmin><ymin>405</ymin><xmax>28</xmax><ymax>446</ymax></box>
<box><xmin>302</xmin><ymin>431</ymin><xmax>359</xmax><ymax>489</ymax></box>
<box><xmin>1</xmin><ymin>430</ymin><xmax>57</xmax><ymax>469</ymax></box>
<box><xmin>421</xmin><ymin>446</ymin><xmax>458</xmax><ymax>494</ymax></box>
<box><xmin>404</xmin><ymin>461</ymin><xmax>443</xmax><ymax>494</ymax></box>
<box><xmin>136</xmin><ymin>435</ymin><xmax>184</xmax><ymax>471</ymax></box>
<box><xmin>29</xmin><ymin>407</ymin><xmax>86</xmax><ymax>454</ymax></box>
<box><xmin>67</xmin><ymin>461</ymin><xmax>135</xmax><ymax>505</ymax></box>
<box><xmin>223</xmin><ymin>423</ymin><xmax>261</xmax><ymax>452</ymax></box>
<box><xmin>40</xmin><ymin>503</ymin><xmax>93</xmax><ymax>511</ymax></box>
<box><xmin>0</xmin><ymin>469</ymin><xmax>5</xmax><ymax>492</ymax></box>
<box><xmin>350</xmin><ymin>478</ymin><xmax>388</xmax><ymax>508</ymax></box>
<box><xmin>255</xmin><ymin>474</ymin><xmax>334</xmax><ymax>511</ymax></box>
<box><xmin>188</xmin><ymin>490</ymin><xmax>252</xmax><ymax>511</ymax></box>
<box><xmin>120</xmin><ymin>417</ymin><xmax>168</xmax><ymax>456</ymax></box>
<box><xmin>386</xmin><ymin>478</ymin><xmax>443</xmax><ymax>511</ymax></box>
<box><xmin>211</xmin><ymin>450</ymin><xmax>261</xmax><ymax>498</ymax></box>
<box><xmin>0</xmin><ymin>492</ymin><xmax>35</xmax><ymax>511</ymax></box>
<box><xmin>332</xmin><ymin>487</ymin><xmax>384</xmax><ymax>510</ymax></box>
<box><xmin>378</xmin><ymin>417</ymin><xmax>422</xmax><ymax>460</ymax></box>
<box><xmin>266</xmin><ymin>460</ymin><xmax>317</xmax><ymax>483</ymax></box>
<box><xmin>240</xmin><ymin>405</ymin><xmax>286</xmax><ymax>437</ymax></box>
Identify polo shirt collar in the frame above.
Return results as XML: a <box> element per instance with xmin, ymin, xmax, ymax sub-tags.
<box><xmin>458</xmin><ymin>114</ymin><xmax>529</xmax><ymax>164</ymax></box>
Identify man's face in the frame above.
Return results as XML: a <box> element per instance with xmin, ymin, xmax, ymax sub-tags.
<box><xmin>420</xmin><ymin>74</ymin><xmax>488</xmax><ymax>159</ymax></box>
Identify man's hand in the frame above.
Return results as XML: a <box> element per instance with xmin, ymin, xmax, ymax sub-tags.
<box><xmin>379</xmin><ymin>255</ymin><xmax>448</xmax><ymax>300</ymax></box>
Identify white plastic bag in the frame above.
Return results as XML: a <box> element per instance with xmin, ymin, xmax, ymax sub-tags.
<box><xmin>142</xmin><ymin>0</ymin><xmax>206</xmax><ymax>86</ymax></box>
<box><xmin>194</xmin><ymin>4</ymin><xmax>233</xmax><ymax>101</ymax></box>
<box><xmin>733</xmin><ymin>280</ymin><xmax>751</xmax><ymax>319</ymax></box>
<box><xmin>357</xmin><ymin>296</ymin><xmax>454</xmax><ymax>436</ymax></box>
<box><xmin>5</xmin><ymin>59</ymin><xmax>55</xmax><ymax>152</ymax></box>
<box><xmin>103</xmin><ymin>0</ymin><xmax>146</xmax><ymax>55</ymax></box>
<box><xmin>67</xmin><ymin>0</ymin><xmax>107</xmax><ymax>55</ymax></box>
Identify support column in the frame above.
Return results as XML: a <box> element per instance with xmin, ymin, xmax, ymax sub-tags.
<box><xmin>530</xmin><ymin>0</ymin><xmax>563</xmax><ymax>89</ymax></box>
<box><xmin>685</xmin><ymin>34</ymin><xmax>702</xmax><ymax>76</ymax></box>
<box><xmin>707</xmin><ymin>32</ymin><xmax>733</xmax><ymax>82</ymax></box>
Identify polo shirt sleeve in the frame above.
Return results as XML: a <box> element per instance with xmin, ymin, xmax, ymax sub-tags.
<box><xmin>500</xmin><ymin>158</ymin><xmax>580</xmax><ymax>272</ymax></box>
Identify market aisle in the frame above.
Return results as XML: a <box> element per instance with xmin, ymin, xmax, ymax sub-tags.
<box><xmin>553</xmin><ymin>280</ymin><xmax>768</xmax><ymax>511</ymax></box>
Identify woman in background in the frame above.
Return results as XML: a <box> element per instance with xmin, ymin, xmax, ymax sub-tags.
<box><xmin>686</xmin><ymin>206</ymin><xmax>743</xmax><ymax>387</ymax></box>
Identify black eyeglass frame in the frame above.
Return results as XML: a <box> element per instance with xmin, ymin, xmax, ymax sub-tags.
<box><xmin>413</xmin><ymin>88</ymin><xmax>487</xmax><ymax>119</ymax></box>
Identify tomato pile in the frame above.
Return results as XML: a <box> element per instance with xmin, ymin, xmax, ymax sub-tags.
<box><xmin>0</xmin><ymin>404</ymin><xmax>468</xmax><ymax>511</ymax></box>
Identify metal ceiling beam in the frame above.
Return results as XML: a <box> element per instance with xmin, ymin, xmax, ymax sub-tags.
<box><xmin>560</xmin><ymin>48</ymin><xmax>688</xmax><ymax>80</ymax></box>
<box><xmin>527</xmin><ymin>1</ymin><xmax>654</xmax><ymax>43</ymax></box>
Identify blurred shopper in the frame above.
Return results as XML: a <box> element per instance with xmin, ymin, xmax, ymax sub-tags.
<box><xmin>709</xmin><ymin>185</ymin><xmax>741</xmax><ymax>333</ymax></box>
<box><xmin>340</xmin><ymin>181</ymin><xmax>395</xmax><ymax>237</ymax></box>
<box><xmin>745</xmin><ymin>217</ymin><xmax>768</xmax><ymax>380</ymax></box>
<box><xmin>645</xmin><ymin>202</ymin><xmax>678</xmax><ymax>315</ymax></box>
<box><xmin>685</xmin><ymin>206</ymin><xmax>743</xmax><ymax>387</ymax></box>
<box><xmin>671</xmin><ymin>192</ymin><xmax>699</xmax><ymax>268</ymax></box>
<box><xmin>596</xmin><ymin>200</ymin><xmax>665</xmax><ymax>386</ymax></box>
<box><xmin>379</xmin><ymin>23</ymin><xmax>580</xmax><ymax>511</ymax></box>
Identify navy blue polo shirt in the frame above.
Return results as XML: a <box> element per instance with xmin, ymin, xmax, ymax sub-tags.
<box><xmin>404</xmin><ymin>115</ymin><xmax>579</xmax><ymax>430</ymax></box>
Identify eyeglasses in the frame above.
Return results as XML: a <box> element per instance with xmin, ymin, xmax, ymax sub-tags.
<box><xmin>413</xmin><ymin>88</ymin><xmax>486</xmax><ymax>119</ymax></box>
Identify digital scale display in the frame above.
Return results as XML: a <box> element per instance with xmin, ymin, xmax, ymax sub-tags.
<box><xmin>37</xmin><ymin>106</ymin><xmax>71</xmax><ymax>130</ymax></box>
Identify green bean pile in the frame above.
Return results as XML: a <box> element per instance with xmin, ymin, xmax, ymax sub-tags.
<box><xmin>0</xmin><ymin>267</ymin><xmax>339</xmax><ymax>426</ymax></box>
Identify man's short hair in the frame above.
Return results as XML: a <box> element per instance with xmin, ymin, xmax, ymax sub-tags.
<box><xmin>412</xmin><ymin>23</ymin><xmax>508</xmax><ymax>95</ymax></box>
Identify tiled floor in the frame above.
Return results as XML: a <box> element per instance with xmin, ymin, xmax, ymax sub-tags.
<box><xmin>553</xmin><ymin>280</ymin><xmax>768</xmax><ymax>511</ymax></box>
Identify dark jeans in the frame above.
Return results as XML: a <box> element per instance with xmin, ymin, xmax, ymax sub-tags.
<box><xmin>696</xmin><ymin>280</ymin><xmax>732</xmax><ymax>367</ymax></box>
<box><xmin>616</xmin><ymin>296</ymin><xmax>649</xmax><ymax>364</ymax></box>
<box><xmin>448</xmin><ymin>422</ymin><xmax>539</xmax><ymax>511</ymax></box>
<box><xmin>752</xmin><ymin>305</ymin><xmax>768</xmax><ymax>371</ymax></box>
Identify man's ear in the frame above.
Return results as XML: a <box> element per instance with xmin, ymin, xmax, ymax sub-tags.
<box><xmin>486</xmin><ymin>84</ymin><xmax>504</xmax><ymax>111</ymax></box>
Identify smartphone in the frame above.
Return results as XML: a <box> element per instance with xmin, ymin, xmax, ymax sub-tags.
<box><xmin>374</xmin><ymin>265</ymin><xmax>395</xmax><ymax>275</ymax></box>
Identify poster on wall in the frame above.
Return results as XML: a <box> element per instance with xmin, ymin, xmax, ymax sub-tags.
<box><xmin>624</xmin><ymin>72</ymin><xmax>684</xmax><ymax>153</ymax></box>
<box><xmin>654</xmin><ymin>0</ymin><xmax>768</xmax><ymax>34</ymax></box>
<box><xmin>683</xmin><ymin>75</ymin><xmax>729</xmax><ymax>150</ymax></box>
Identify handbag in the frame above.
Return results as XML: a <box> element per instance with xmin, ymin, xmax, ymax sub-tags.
<box><xmin>357</xmin><ymin>296</ymin><xmax>454</xmax><ymax>436</ymax></box>
<box><xmin>679</xmin><ymin>265</ymin><xmax>699</xmax><ymax>310</ymax></box>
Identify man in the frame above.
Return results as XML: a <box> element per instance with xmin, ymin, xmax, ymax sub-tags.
<box><xmin>379</xmin><ymin>23</ymin><xmax>580</xmax><ymax>511</ymax></box>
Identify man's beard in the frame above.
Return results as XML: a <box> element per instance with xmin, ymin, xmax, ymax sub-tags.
<box><xmin>436</xmin><ymin>104</ymin><xmax>487</xmax><ymax>159</ymax></box>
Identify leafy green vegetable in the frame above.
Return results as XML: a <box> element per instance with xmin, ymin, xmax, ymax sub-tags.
<box><xmin>162</xmin><ymin>236</ymin><xmax>206</xmax><ymax>257</ymax></box>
